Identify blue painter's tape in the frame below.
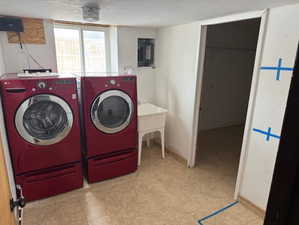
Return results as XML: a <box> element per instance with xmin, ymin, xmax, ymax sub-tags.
<box><xmin>260</xmin><ymin>66</ymin><xmax>294</xmax><ymax>71</ymax></box>
<box><xmin>260</xmin><ymin>58</ymin><xmax>294</xmax><ymax>81</ymax></box>
<box><xmin>276</xmin><ymin>58</ymin><xmax>282</xmax><ymax>81</ymax></box>
<box><xmin>253</xmin><ymin>128</ymin><xmax>280</xmax><ymax>141</ymax></box>
<box><xmin>197</xmin><ymin>201</ymin><xmax>239</xmax><ymax>225</ymax></box>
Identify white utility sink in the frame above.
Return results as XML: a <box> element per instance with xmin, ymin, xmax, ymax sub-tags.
<box><xmin>137</xmin><ymin>103</ymin><xmax>168</xmax><ymax>165</ymax></box>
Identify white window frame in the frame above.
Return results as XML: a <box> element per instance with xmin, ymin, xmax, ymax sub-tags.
<box><xmin>54</xmin><ymin>23</ymin><xmax>111</xmax><ymax>75</ymax></box>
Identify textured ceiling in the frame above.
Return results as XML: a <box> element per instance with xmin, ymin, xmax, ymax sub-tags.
<box><xmin>0</xmin><ymin>0</ymin><xmax>298</xmax><ymax>27</ymax></box>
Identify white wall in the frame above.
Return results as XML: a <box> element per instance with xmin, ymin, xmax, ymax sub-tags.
<box><xmin>109</xmin><ymin>26</ymin><xmax>119</xmax><ymax>73</ymax></box>
<box><xmin>0</xmin><ymin>19</ymin><xmax>57</xmax><ymax>73</ymax></box>
<box><xmin>156</xmin><ymin>22</ymin><xmax>201</xmax><ymax>159</ymax></box>
<box><xmin>118</xmin><ymin>26</ymin><xmax>157</xmax><ymax>103</ymax></box>
<box><xmin>0</xmin><ymin>40</ymin><xmax>4</xmax><ymax>75</ymax></box>
<box><xmin>155</xmin><ymin>2</ymin><xmax>299</xmax><ymax>210</ymax></box>
<box><xmin>240</xmin><ymin>3</ymin><xmax>299</xmax><ymax>209</ymax></box>
<box><xmin>199</xmin><ymin>20</ymin><xmax>260</xmax><ymax>130</ymax></box>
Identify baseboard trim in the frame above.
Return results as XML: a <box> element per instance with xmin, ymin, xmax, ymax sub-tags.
<box><xmin>152</xmin><ymin>140</ymin><xmax>188</xmax><ymax>166</ymax></box>
<box><xmin>239</xmin><ymin>196</ymin><xmax>266</xmax><ymax>218</ymax></box>
<box><xmin>166</xmin><ymin>148</ymin><xmax>188</xmax><ymax>166</ymax></box>
<box><xmin>199</xmin><ymin>123</ymin><xmax>245</xmax><ymax>132</ymax></box>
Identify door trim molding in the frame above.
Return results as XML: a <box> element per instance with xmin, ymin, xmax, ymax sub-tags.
<box><xmin>239</xmin><ymin>196</ymin><xmax>266</xmax><ymax>218</ymax></box>
<box><xmin>188</xmin><ymin>9</ymin><xmax>270</xmax><ymax>202</ymax></box>
<box><xmin>234</xmin><ymin>9</ymin><xmax>269</xmax><ymax>199</ymax></box>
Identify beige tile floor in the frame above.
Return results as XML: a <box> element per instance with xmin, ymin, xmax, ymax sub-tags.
<box><xmin>23</xmin><ymin>126</ymin><xmax>264</xmax><ymax>225</ymax></box>
<box><xmin>196</xmin><ymin>125</ymin><xmax>246</xmax><ymax>193</ymax></box>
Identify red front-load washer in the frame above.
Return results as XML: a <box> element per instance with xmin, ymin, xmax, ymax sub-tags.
<box><xmin>0</xmin><ymin>74</ymin><xmax>83</xmax><ymax>201</ymax></box>
<box><xmin>81</xmin><ymin>75</ymin><xmax>138</xmax><ymax>183</ymax></box>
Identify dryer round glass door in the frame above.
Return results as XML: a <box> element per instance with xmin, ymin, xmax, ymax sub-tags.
<box><xmin>91</xmin><ymin>90</ymin><xmax>133</xmax><ymax>134</ymax></box>
<box><xmin>15</xmin><ymin>94</ymin><xmax>73</xmax><ymax>146</ymax></box>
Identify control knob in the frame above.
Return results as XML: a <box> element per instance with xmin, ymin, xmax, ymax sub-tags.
<box><xmin>110</xmin><ymin>80</ymin><xmax>116</xmax><ymax>85</ymax></box>
<box><xmin>37</xmin><ymin>82</ymin><xmax>46</xmax><ymax>89</ymax></box>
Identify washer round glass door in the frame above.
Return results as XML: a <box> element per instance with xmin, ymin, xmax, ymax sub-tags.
<box><xmin>15</xmin><ymin>94</ymin><xmax>73</xmax><ymax>146</ymax></box>
<box><xmin>91</xmin><ymin>90</ymin><xmax>133</xmax><ymax>134</ymax></box>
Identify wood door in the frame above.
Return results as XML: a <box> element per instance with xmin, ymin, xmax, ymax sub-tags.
<box><xmin>288</xmin><ymin>183</ymin><xmax>299</xmax><ymax>225</ymax></box>
<box><xmin>264</xmin><ymin>43</ymin><xmax>299</xmax><ymax>225</ymax></box>
<box><xmin>0</xmin><ymin>135</ymin><xmax>16</xmax><ymax>225</ymax></box>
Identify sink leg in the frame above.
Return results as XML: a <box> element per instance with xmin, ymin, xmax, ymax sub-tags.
<box><xmin>138</xmin><ymin>133</ymin><xmax>143</xmax><ymax>166</ymax></box>
<box><xmin>160</xmin><ymin>128</ymin><xmax>165</xmax><ymax>159</ymax></box>
<box><xmin>146</xmin><ymin>134</ymin><xmax>150</xmax><ymax>148</ymax></box>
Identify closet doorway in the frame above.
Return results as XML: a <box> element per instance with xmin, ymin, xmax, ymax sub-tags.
<box><xmin>195</xmin><ymin>18</ymin><xmax>261</xmax><ymax>197</ymax></box>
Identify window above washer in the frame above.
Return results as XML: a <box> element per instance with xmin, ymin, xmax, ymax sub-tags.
<box><xmin>54</xmin><ymin>23</ymin><xmax>111</xmax><ymax>76</ymax></box>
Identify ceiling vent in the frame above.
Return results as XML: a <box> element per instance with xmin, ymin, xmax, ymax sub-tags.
<box><xmin>82</xmin><ymin>4</ymin><xmax>100</xmax><ymax>22</ymax></box>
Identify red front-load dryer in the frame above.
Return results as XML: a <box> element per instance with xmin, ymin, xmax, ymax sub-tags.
<box><xmin>0</xmin><ymin>74</ymin><xmax>83</xmax><ymax>201</ymax></box>
<box><xmin>81</xmin><ymin>75</ymin><xmax>138</xmax><ymax>183</ymax></box>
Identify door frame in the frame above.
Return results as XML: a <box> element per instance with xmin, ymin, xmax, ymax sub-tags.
<box><xmin>0</xmin><ymin>97</ymin><xmax>16</xmax><ymax>206</ymax></box>
<box><xmin>188</xmin><ymin>9</ymin><xmax>269</xmax><ymax>200</ymax></box>
<box><xmin>0</xmin><ymin>129</ymin><xmax>16</xmax><ymax>225</ymax></box>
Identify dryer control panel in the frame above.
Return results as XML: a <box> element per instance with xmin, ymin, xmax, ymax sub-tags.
<box><xmin>109</xmin><ymin>79</ymin><xmax>116</xmax><ymax>85</ymax></box>
<box><xmin>105</xmin><ymin>79</ymin><xmax>121</xmax><ymax>87</ymax></box>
